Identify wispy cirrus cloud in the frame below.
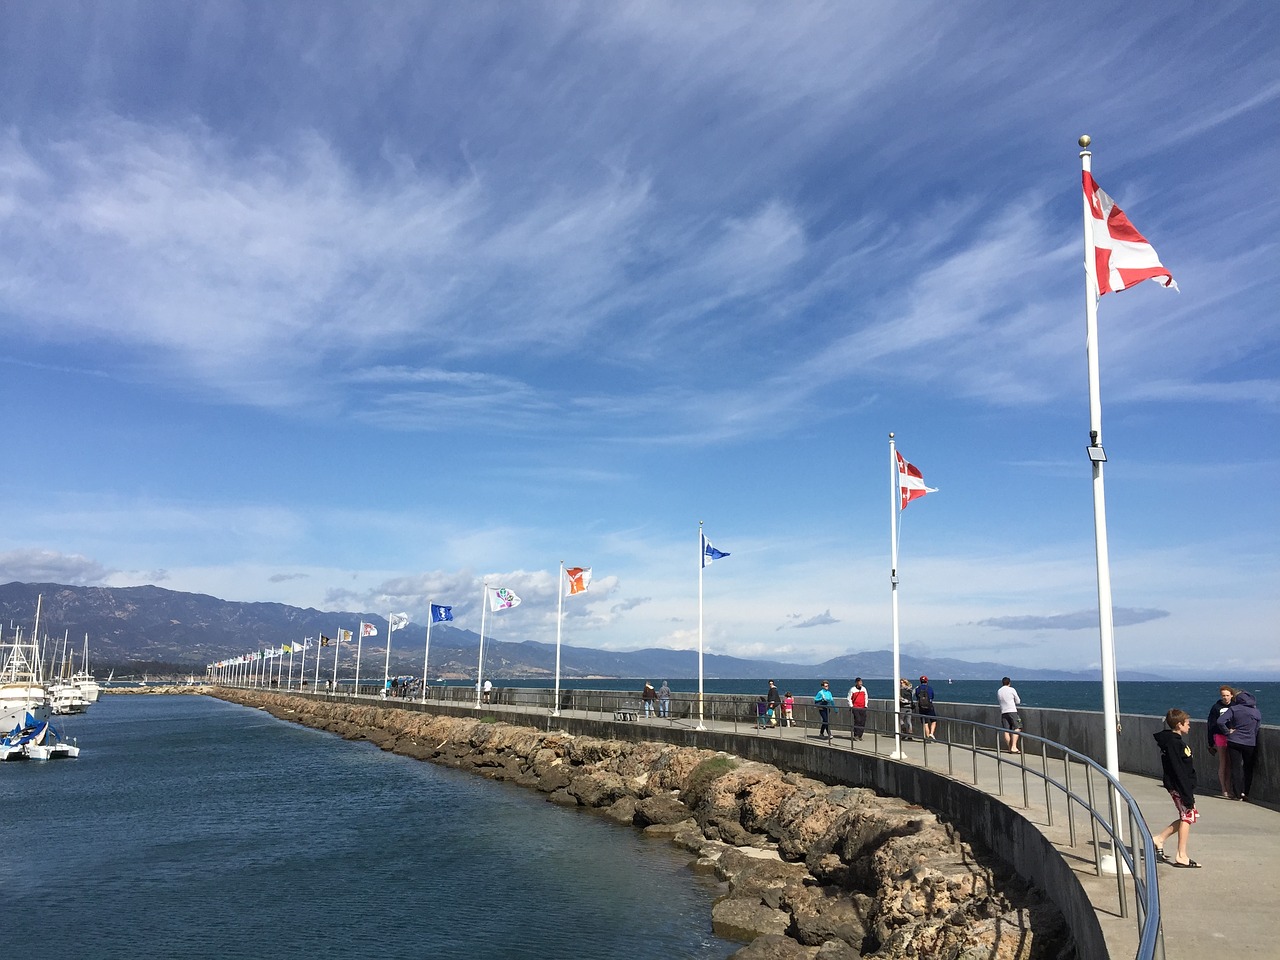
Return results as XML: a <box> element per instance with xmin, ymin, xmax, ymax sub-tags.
<box><xmin>975</xmin><ymin>608</ymin><xmax>1170</xmax><ymax>631</ymax></box>
<box><xmin>778</xmin><ymin>609</ymin><xmax>840</xmax><ymax>631</ymax></box>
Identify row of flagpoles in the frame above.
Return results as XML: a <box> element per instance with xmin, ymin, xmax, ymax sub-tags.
<box><xmin>206</xmin><ymin>143</ymin><xmax>1171</xmax><ymax>816</ymax></box>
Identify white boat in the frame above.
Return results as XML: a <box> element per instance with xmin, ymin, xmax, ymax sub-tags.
<box><xmin>48</xmin><ymin>680</ymin><xmax>92</xmax><ymax>715</ymax></box>
<box><xmin>0</xmin><ymin>718</ymin><xmax>79</xmax><ymax>760</ymax></box>
<box><xmin>1</xmin><ymin>612</ymin><xmax>52</xmax><ymax>734</ymax></box>
<box><xmin>23</xmin><ymin>720</ymin><xmax>79</xmax><ymax>760</ymax></box>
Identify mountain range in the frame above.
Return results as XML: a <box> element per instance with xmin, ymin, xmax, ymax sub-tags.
<box><xmin>0</xmin><ymin>580</ymin><xmax>1161</xmax><ymax>681</ymax></box>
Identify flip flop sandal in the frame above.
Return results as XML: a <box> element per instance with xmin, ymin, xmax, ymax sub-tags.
<box><xmin>1171</xmin><ymin>860</ymin><xmax>1202</xmax><ymax>868</ymax></box>
<box><xmin>1155</xmin><ymin>848</ymin><xmax>1170</xmax><ymax>863</ymax></box>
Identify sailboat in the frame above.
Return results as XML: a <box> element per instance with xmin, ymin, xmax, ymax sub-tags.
<box><xmin>48</xmin><ymin>633</ymin><xmax>99</xmax><ymax>714</ymax></box>
<box><xmin>1</xmin><ymin>597</ymin><xmax>52</xmax><ymax>735</ymax></box>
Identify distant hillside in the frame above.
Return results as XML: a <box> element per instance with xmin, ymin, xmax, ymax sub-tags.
<box><xmin>0</xmin><ymin>580</ymin><xmax>1154</xmax><ymax>681</ymax></box>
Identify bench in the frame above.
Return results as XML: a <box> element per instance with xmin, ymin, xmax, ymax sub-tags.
<box><xmin>614</xmin><ymin>700</ymin><xmax>639</xmax><ymax>722</ymax></box>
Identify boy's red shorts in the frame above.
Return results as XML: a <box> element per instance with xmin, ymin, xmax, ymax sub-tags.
<box><xmin>1169</xmin><ymin>789</ymin><xmax>1199</xmax><ymax>825</ymax></box>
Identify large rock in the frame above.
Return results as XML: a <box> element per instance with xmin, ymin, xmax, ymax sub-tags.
<box><xmin>634</xmin><ymin>794</ymin><xmax>692</xmax><ymax>826</ymax></box>
<box><xmin>728</xmin><ymin>934</ymin><xmax>819</xmax><ymax>959</ymax></box>
<box><xmin>567</xmin><ymin>770</ymin><xmax>632</xmax><ymax>808</ymax></box>
<box><xmin>712</xmin><ymin>897</ymin><xmax>792</xmax><ymax>942</ymax></box>
<box><xmin>783</xmin><ymin>885</ymin><xmax>874</xmax><ymax>950</ymax></box>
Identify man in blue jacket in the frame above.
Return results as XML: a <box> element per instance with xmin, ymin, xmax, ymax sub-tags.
<box><xmin>814</xmin><ymin>681</ymin><xmax>835</xmax><ymax>741</ymax></box>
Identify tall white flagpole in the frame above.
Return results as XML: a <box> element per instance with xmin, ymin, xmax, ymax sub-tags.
<box><xmin>382</xmin><ymin>612</ymin><xmax>393</xmax><ymax>694</ymax></box>
<box><xmin>476</xmin><ymin>583</ymin><xmax>488</xmax><ymax>707</ymax></box>
<box><xmin>297</xmin><ymin>639</ymin><xmax>306</xmax><ymax>691</ymax></box>
<box><xmin>331</xmin><ymin>625</ymin><xmax>341</xmax><ymax>692</ymax></box>
<box><xmin>354</xmin><ymin>624</ymin><xmax>364</xmax><ymax>697</ymax></box>
<box><xmin>696</xmin><ymin>521</ymin><xmax>706</xmax><ymax>731</ymax></box>
<box><xmin>287</xmin><ymin>643</ymin><xmax>295</xmax><ymax>690</ymax></box>
<box><xmin>1080</xmin><ymin>135</ymin><xmax>1124</xmax><ymax>804</ymax></box>
<box><xmin>314</xmin><ymin>637</ymin><xmax>323</xmax><ymax>690</ymax></box>
<box><xmin>888</xmin><ymin>433</ymin><xmax>907</xmax><ymax>759</ymax></box>
<box><xmin>421</xmin><ymin>603</ymin><xmax>434</xmax><ymax>703</ymax></box>
<box><xmin>554</xmin><ymin>562</ymin><xmax>565</xmax><ymax>716</ymax></box>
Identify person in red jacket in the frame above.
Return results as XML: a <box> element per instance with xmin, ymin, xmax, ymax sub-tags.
<box><xmin>846</xmin><ymin>678</ymin><xmax>869</xmax><ymax>741</ymax></box>
<box><xmin>1151</xmin><ymin>708</ymin><xmax>1200</xmax><ymax>868</ymax></box>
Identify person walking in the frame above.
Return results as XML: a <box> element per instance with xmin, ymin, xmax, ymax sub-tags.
<box><xmin>641</xmin><ymin>682</ymin><xmax>658</xmax><ymax>719</ymax></box>
<box><xmin>766</xmin><ymin>680</ymin><xmax>781</xmax><ymax>727</ymax></box>
<box><xmin>1218</xmin><ymin>689</ymin><xmax>1261</xmax><ymax>801</ymax></box>
<box><xmin>1151</xmin><ymin>709</ymin><xmax>1200</xmax><ymax>867</ymax></box>
<box><xmin>1206</xmin><ymin>686</ymin><xmax>1235</xmax><ymax>798</ymax></box>
<box><xmin>814</xmin><ymin>681</ymin><xmax>835</xmax><ymax>740</ymax></box>
<box><xmin>657</xmin><ymin>681</ymin><xmax>671</xmax><ymax>718</ymax></box>
<box><xmin>915</xmin><ymin>675</ymin><xmax>937</xmax><ymax>740</ymax></box>
<box><xmin>898</xmin><ymin>678</ymin><xmax>915</xmax><ymax>740</ymax></box>
<box><xmin>997</xmin><ymin>677</ymin><xmax>1023</xmax><ymax>754</ymax></box>
<box><xmin>847</xmin><ymin>678</ymin><xmax>869</xmax><ymax>741</ymax></box>
<box><xmin>782</xmin><ymin>691</ymin><xmax>794</xmax><ymax>727</ymax></box>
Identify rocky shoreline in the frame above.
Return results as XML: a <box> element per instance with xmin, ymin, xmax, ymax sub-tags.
<box><xmin>214</xmin><ymin>690</ymin><xmax>1072</xmax><ymax>960</ymax></box>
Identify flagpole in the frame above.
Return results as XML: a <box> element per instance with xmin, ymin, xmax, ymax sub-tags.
<box><xmin>476</xmin><ymin>582</ymin><xmax>488</xmax><ymax>708</ymax></box>
<box><xmin>288</xmin><ymin>643</ymin><xmax>295</xmax><ymax>691</ymax></box>
<box><xmin>297</xmin><ymin>638</ymin><xmax>305</xmax><ymax>691</ymax></box>
<box><xmin>383</xmin><ymin>612</ymin><xmax>393</xmax><ymax>695</ymax></box>
<box><xmin>696</xmin><ymin>521</ymin><xmax>706</xmax><ymax>731</ymax></box>
<box><xmin>553</xmin><ymin>562</ymin><xmax>565</xmax><ymax>716</ymax></box>
<box><xmin>888</xmin><ymin>433</ymin><xmax>907</xmax><ymax>759</ymax></box>
<box><xmin>422</xmin><ymin>602</ymin><xmax>433</xmax><ymax>703</ymax></box>
<box><xmin>355</xmin><ymin>624</ymin><xmax>364</xmax><ymax>698</ymax></box>
<box><xmin>314</xmin><ymin>636</ymin><xmax>322</xmax><ymax>690</ymax></box>
<box><xmin>331</xmin><ymin>624</ymin><xmax>341</xmax><ymax>693</ymax></box>
<box><xmin>1080</xmin><ymin>135</ymin><xmax>1124</xmax><ymax>817</ymax></box>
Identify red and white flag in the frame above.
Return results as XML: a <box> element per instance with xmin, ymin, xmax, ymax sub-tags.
<box><xmin>565</xmin><ymin>567</ymin><xmax>592</xmax><ymax>596</ymax></box>
<box><xmin>360</xmin><ymin>621</ymin><xmax>378</xmax><ymax>637</ymax></box>
<box><xmin>897</xmin><ymin>451</ymin><xmax>937</xmax><ymax>511</ymax></box>
<box><xmin>1083</xmin><ymin>172</ymin><xmax>1177</xmax><ymax>296</ymax></box>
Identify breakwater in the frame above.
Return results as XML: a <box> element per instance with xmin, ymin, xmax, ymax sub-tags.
<box><xmin>216</xmin><ymin>689</ymin><xmax>1072</xmax><ymax>959</ymax></box>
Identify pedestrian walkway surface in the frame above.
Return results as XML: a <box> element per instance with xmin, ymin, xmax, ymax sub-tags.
<box><xmin>465</xmin><ymin>697</ymin><xmax>1278</xmax><ymax>960</ymax></box>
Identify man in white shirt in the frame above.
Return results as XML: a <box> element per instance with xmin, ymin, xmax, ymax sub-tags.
<box><xmin>997</xmin><ymin>677</ymin><xmax>1022</xmax><ymax>753</ymax></box>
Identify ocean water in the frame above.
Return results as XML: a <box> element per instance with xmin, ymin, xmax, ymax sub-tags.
<box><xmin>1</xmin><ymin>696</ymin><xmax>735</xmax><ymax>960</ymax></box>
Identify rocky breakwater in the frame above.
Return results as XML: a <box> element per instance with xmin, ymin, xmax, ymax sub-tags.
<box><xmin>216</xmin><ymin>690</ymin><xmax>1072</xmax><ymax>960</ymax></box>
<box><xmin>104</xmin><ymin>684</ymin><xmax>214</xmax><ymax>695</ymax></box>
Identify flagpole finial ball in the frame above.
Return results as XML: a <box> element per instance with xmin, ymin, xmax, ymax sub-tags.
<box><xmin>889</xmin><ymin>432</ymin><xmax>895</xmax><ymax>439</ymax></box>
<box><xmin>1078</xmin><ymin>135</ymin><xmax>1091</xmax><ymax>148</ymax></box>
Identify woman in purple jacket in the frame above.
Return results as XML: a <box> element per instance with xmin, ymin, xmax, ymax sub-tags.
<box><xmin>1218</xmin><ymin>689</ymin><xmax>1262</xmax><ymax>801</ymax></box>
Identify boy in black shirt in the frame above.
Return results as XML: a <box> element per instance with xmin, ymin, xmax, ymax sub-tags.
<box><xmin>1151</xmin><ymin>708</ymin><xmax>1200</xmax><ymax>868</ymax></box>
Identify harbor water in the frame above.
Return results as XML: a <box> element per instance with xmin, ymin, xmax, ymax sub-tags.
<box><xmin>1</xmin><ymin>695</ymin><xmax>735</xmax><ymax>960</ymax></box>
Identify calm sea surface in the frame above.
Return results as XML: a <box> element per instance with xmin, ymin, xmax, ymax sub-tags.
<box><xmin>1</xmin><ymin>695</ymin><xmax>735</xmax><ymax>960</ymax></box>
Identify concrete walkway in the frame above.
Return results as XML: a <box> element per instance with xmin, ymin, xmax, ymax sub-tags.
<box><xmin>472</xmin><ymin>697</ymin><xmax>1278</xmax><ymax>960</ymax></box>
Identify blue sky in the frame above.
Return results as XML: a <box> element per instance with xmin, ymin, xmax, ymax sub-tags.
<box><xmin>1</xmin><ymin>3</ymin><xmax>1276</xmax><ymax>674</ymax></box>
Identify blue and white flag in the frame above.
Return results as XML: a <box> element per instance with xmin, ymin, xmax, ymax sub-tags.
<box><xmin>702</xmin><ymin>534</ymin><xmax>730</xmax><ymax>568</ymax></box>
<box><xmin>430</xmin><ymin>603</ymin><xmax>454</xmax><ymax>623</ymax></box>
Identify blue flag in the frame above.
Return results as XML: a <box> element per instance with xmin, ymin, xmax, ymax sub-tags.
<box><xmin>430</xmin><ymin>603</ymin><xmax>454</xmax><ymax>623</ymax></box>
<box><xmin>702</xmin><ymin>535</ymin><xmax>729</xmax><ymax>568</ymax></box>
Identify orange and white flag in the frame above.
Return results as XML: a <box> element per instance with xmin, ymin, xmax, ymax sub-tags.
<box><xmin>565</xmin><ymin>567</ymin><xmax>592</xmax><ymax>596</ymax></box>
